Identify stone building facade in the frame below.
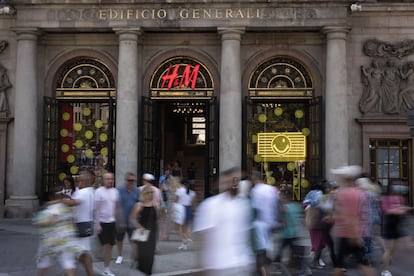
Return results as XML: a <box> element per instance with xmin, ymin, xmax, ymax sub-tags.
<box><xmin>0</xmin><ymin>0</ymin><xmax>413</xmax><ymax>217</ymax></box>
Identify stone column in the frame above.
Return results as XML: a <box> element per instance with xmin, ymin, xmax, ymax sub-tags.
<box><xmin>114</xmin><ymin>28</ymin><xmax>141</xmax><ymax>185</ymax></box>
<box><xmin>323</xmin><ymin>26</ymin><xmax>350</xmax><ymax>178</ymax></box>
<box><xmin>218</xmin><ymin>27</ymin><xmax>244</xmax><ymax>175</ymax></box>
<box><xmin>5</xmin><ymin>29</ymin><xmax>39</xmax><ymax>217</ymax></box>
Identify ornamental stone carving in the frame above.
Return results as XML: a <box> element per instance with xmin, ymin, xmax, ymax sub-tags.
<box><xmin>360</xmin><ymin>39</ymin><xmax>414</xmax><ymax>115</ymax></box>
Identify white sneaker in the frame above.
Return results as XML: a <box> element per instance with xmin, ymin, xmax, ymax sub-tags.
<box><xmin>318</xmin><ymin>258</ymin><xmax>326</xmax><ymax>267</ymax></box>
<box><xmin>102</xmin><ymin>269</ymin><xmax>115</xmax><ymax>276</ymax></box>
<box><xmin>381</xmin><ymin>270</ymin><xmax>392</xmax><ymax>276</ymax></box>
<box><xmin>115</xmin><ymin>256</ymin><xmax>123</xmax><ymax>264</ymax></box>
<box><xmin>178</xmin><ymin>243</ymin><xmax>187</xmax><ymax>250</ymax></box>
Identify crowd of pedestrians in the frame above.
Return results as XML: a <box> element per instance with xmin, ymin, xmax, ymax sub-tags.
<box><xmin>32</xmin><ymin>163</ymin><xmax>412</xmax><ymax>276</ymax></box>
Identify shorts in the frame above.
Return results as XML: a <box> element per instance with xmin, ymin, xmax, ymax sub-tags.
<box><xmin>184</xmin><ymin>205</ymin><xmax>193</xmax><ymax>223</ymax></box>
<box><xmin>76</xmin><ymin>235</ymin><xmax>92</xmax><ymax>252</ymax></box>
<box><xmin>98</xmin><ymin>222</ymin><xmax>116</xmax><ymax>246</ymax></box>
<box><xmin>37</xmin><ymin>251</ymin><xmax>76</xmax><ymax>270</ymax></box>
<box><xmin>382</xmin><ymin>215</ymin><xmax>404</xmax><ymax>240</ymax></box>
<box><xmin>116</xmin><ymin>227</ymin><xmax>133</xmax><ymax>242</ymax></box>
<box><xmin>334</xmin><ymin>237</ymin><xmax>368</xmax><ymax>268</ymax></box>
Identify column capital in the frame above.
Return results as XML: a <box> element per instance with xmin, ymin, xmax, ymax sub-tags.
<box><xmin>113</xmin><ymin>27</ymin><xmax>142</xmax><ymax>42</ymax></box>
<box><xmin>322</xmin><ymin>26</ymin><xmax>351</xmax><ymax>40</ymax></box>
<box><xmin>11</xmin><ymin>28</ymin><xmax>41</xmax><ymax>41</ymax></box>
<box><xmin>218</xmin><ymin>27</ymin><xmax>245</xmax><ymax>41</ymax></box>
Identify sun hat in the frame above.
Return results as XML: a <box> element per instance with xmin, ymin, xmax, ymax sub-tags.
<box><xmin>356</xmin><ymin>177</ymin><xmax>381</xmax><ymax>194</ymax></box>
<box><xmin>330</xmin><ymin>165</ymin><xmax>362</xmax><ymax>179</ymax></box>
<box><xmin>142</xmin><ymin>173</ymin><xmax>155</xmax><ymax>181</ymax></box>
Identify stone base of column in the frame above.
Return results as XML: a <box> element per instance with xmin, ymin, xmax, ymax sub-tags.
<box><xmin>4</xmin><ymin>196</ymin><xmax>39</xmax><ymax>218</ymax></box>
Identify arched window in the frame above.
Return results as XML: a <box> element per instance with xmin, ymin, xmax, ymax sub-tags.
<box><xmin>55</xmin><ymin>57</ymin><xmax>116</xmax><ymax>99</ymax></box>
<box><xmin>249</xmin><ymin>57</ymin><xmax>314</xmax><ymax>99</ymax></box>
<box><xmin>150</xmin><ymin>56</ymin><xmax>214</xmax><ymax>98</ymax></box>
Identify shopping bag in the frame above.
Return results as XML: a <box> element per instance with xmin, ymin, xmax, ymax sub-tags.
<box><xmin>131</xmin><ymin>229</ymin><xmax>150</xmax><ymax>242</ymax></box>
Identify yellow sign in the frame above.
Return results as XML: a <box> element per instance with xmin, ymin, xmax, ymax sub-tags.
<box><xmin>257</xmin><ymin>132</ymin><xmax>306</xmax><ymax>162</ymax></box>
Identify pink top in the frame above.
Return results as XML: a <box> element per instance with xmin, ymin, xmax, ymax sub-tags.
<box><xmin>380</xmin><ymin>195</ymin><xmax>404</xmax><ymax>214</ymax></box>
<box><xmin>332</xmin><ymin>187</ymin><xmax>365</xmax><ymax>238</ymax></box>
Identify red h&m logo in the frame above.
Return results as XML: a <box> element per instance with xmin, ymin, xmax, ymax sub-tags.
<box><xmin>161</xmin><ymin>64</ymin><xmax>200</xmax><ymax>90</ymax></box>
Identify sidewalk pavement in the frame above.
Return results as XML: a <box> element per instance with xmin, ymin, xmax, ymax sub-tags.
<box><xmin>1</xmin><ymin>217</ymin><xmax>414</xmax><ymax>276</ymax></box>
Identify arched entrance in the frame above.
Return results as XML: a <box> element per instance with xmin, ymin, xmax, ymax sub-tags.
<box><xmin>244</xmin><ymin>56</ymin><xmax>323</xmax><ymax>200</ymax></box>
<box><xmin>42</xmin><ymin>57</ymin><xmax>116</xmax><ymax>201</ymax></box>
<box><xmin>141</xmin><ymin>56</ymin><xmax>218</xmax><ymax>199</ymax></box>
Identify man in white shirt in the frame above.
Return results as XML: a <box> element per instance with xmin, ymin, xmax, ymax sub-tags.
<box><xmin>95</xmin><ymin>172</ymin><xmax>119</xmax><ymax>276</ymax></box>
<box><xmin>250</xmin><ymin>171</ymin><xmax>279</xmax><ymax>266</ymax></box>
<box><xmin>63</xmin><ymin>169</ymin><xmax>95</xmax><ymax>276</ymax></box>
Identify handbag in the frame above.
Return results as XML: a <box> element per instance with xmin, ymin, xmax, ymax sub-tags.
<box><xmin>131</xmin><ymin>229</ymin><xmax>150</xmax><ymax>242</ymax></box>
<box><xmin>76</xmin><ymin>221</ymin><xmax>94</xmax><ymax>237</ymax></box>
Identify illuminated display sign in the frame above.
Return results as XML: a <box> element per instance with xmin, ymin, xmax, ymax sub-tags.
<box><xmin>257</xmin><ymin>132</ymin><xmax>306</xmax><ymax>162</ymax></box>
<box><xmin>150</xmin><ymin>57</ymin><xmax>214</xmax><ymax>98</ymax></box>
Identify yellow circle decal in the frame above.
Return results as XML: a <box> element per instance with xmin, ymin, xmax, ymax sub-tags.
<box><xmin>70</xmin><ymin>166</ymin><xmax>79</xmax><ymax>174</ymax></box>
<box><xmin>254</xmin><ymin>154</ymin><xmax>262</xmax><ymax>163</ymax></box>
<box><xmin>61</xmin><ymin>144</ymin><xmax>70</xmax><ymax>153</ymax></box>
<box><xmin>59</xmin><ymin>172</ymin><xmax>66</xmax><ymax>181</ymax></box>
<box><xmin>74</xmin><ymin>123</ymin><xmax>82</xmax><ymax>132</ymax></box>
<box><xmin>62</xmin><ymin>112</ymin><xmax>70</xmax><ymax>121</ymax></box>
<box><xmin>60</xmin><ymin>129</ymin><xmax>68</xmax><ymax>137</ymax></box>
<box><xmin>85</xmin><ymin>149</ymin><xmax>94</xmax><ymax>158</ymax></box>
<box><xmin>258</xmin><ymin>114</ymin><xmax>267</xmax><ymax>123</ymax></box>
<box><xmin>301</xmin><ymin>179</ymin><xmax>309</xmax><ymax>188</ymax></box>
<box><xmin>66</xmin><ymin>155</ymin><xmax>75</xmax><ymax>163</ymax></box>
<box><xmin>274</xmin><ymin>107</ymin><xmax>283</xmax><ymax>116</ymax></box>
<box><xmin>85</xmin><ymin>130</ymin><xmax>93</xmax><ymax>139</ymax></box>
<box><xmin>287</xmin><ymin>162</ymin><xmax>296</xmax><ymax>171</ymax></box>
<box><xmin>95</xmin><ymin>120</ymin><xmax>103</xmax><ymax>129</ymax></box>
<box><xmin>75</xmin><ymin>140</ymin><xmax>83</xmax><ymax>149</ymax></box>
<box><xmin>101</xmin><ymin>147</ymin><xmax>108</xmax><ymax>156</ymax></box>
<box><xmin>267</xmin><ymin>176</ymin><xmax>276</xmax><ymax>185</ymax></box>
<box><xmin>252</xmin><ymin>134</ymin><xmax>257</xmax><ymax>144</ymax></box>
<box><xmin>83</xmin><ymin>108</ymin><xmax>91</xmax><ymax>116</ymax></box>
<box><xmin>295</xmin><ymin>109</ymin><xmax>304</xmax><ymax>119</ymax></box>
<box><xmin>99</xmin><ymin>133</ymin><xmax>108</xmax><ymax>142</ymax></box>
<box><xmin>302</xmin><ymin>128</ymin><xmax>311</xmax><ymax>136</ymax></box>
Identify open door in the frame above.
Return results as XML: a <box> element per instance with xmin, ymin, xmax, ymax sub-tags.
<box><xmin>307</xmin><ymin>96</ymin><xmax>324</xmax><ymax>183</ymax></box>
<box><xmin>205</xmin><ymin>97</ymin><xmax>218</xmax><ymax>197</ymax></box>
<box><xmin>42</xmin><ymin>96</ymin><xmax>59</xmax><ymax>202</ymax></box>
<box><xmin>140</xmin><ymin>97</ymin><xmax>161</xmax><ymax>179</ymax></box>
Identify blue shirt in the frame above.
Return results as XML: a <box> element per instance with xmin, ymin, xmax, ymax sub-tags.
<box><xmin>117</xmin><ymin>185</ymin><xmax>140</xmax><ymax>229</ymax></box>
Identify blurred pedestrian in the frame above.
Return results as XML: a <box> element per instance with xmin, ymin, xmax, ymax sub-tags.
<box><xmin>95</xmin><ymin>172</ymin><xmax>119</xmax><ymax>276</ymax></box>
<box><xmin>130</xmin><ymin>184</ymin><xmax>158</xmax><ymax>275</ymax></box>
<box><xmin>356</xmin><ymin>174</ymin><xmax>381</xmax><ymax>267</ymax></box>
<box><xmin>331</xmin><ymin>165</ymin><xmax>375</xmax><ymax>276</ymax></box>
<box><xmin>115</xmin><ymin>172</ymin><xmax>140</xmax><ymax>265</ymax></box>
<box><xmin>303</xmin><ymin>180</ymin><xmax>328</xmax><ymax>268</ymax></box>
<box><xmin>158</xmin><ymin>168</ymin><xmax>173</xmax><ymax>241</ymax></box>
<box><xmin>187</xmin><ymin>161</ymin><xmax>196</xmax><ymax>185</ymax></box>
<box><xmin>193</xmin><ymin>167</ymin><xmax>254</xmax><ymax>275</ymax></box>
<box><xmin>61</xmin><ymin>175</ymin><xmax>77</xmax><ymax>198</ymax></box>
<box><xmin>318</xmin><ymin>180</ymin><xmax>339</xmax><ymax>268</ymax></box>
<box><xmin>175</xmin><ymin>178</ymin><xmax>197</xmax><ymax>250</ymax></box>
<box><xmin>274</xmin><ymin>189</ymin><xmax>311</xmax><ymax>276</ymax></box>
<box><xmin>380</xmin><ymin>180</ymin><xmax>413</xmax><ymax>276</ymax></box>
<box><xmin>171</xmin><ymin>160</ymin><xmax>182</xmax><ymax>179</ymax></box>
<box><xmin>250</xmin><ymin>170</ymin><xmax>279</xmax><ymax>265</ymax></box>
<box><xmin>33</xmin><ymin>187</ymin><xmax>79</xmax><ymax>276</ymax></box>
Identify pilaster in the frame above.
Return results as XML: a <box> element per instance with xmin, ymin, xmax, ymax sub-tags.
<box><xmin>322</xmin><ymin>26</ymin><xmax>351</xmax><ymax>178</ymax></box>
<box><xmin>218</xmin><ymin>27</ymin><xmax>244</xmax><ymax>177</ymax></box>
<box><xmin>5</xmin><ymin>28</ymin><xmax>40</xmax><ymax>217</ymax></box>
<box><xmin>113</xmin><ymin>28</ymin><xmax>141</xmax><ymax>184</ymax></box>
